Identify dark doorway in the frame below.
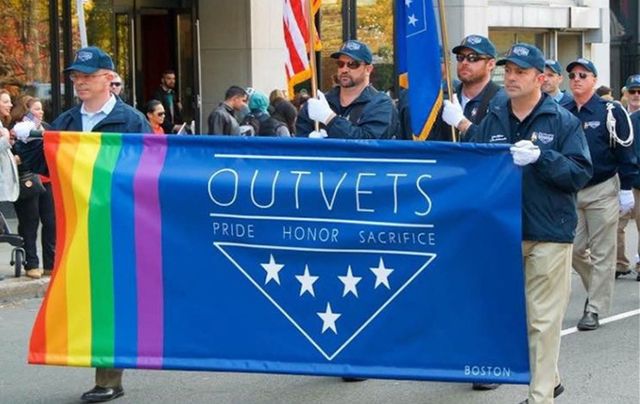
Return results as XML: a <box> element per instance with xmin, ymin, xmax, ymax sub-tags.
<box><xmin>140</xmin><ymin>13</ymin><xmax>174</xmax><ymax>105</ymax></box>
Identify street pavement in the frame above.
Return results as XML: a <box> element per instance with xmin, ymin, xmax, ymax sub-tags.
<box><xmin>0</xmin><ymin>220</ymin><xmax>638</xmax><ymax>403</ymax></box>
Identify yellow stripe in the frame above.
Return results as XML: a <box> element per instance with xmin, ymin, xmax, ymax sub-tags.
<box><xmin>413</xmin><ymin>90</ymin><xmax>444</xmax><ymax>141</ymax></box>
<box><xmin>399</xmin><ymin>73</ymin><xmax>408</xmax><ymax>89</ymax></box>
<box><xmin>65</xmin><ymin>134</ymin><xmax>102</xmax><ymax>366</ymax></box>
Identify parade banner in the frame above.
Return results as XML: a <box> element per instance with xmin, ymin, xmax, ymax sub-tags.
<box><xmin>29</xmin><ymin>133</ymin><xmax>529</xmax><ymax>384</ymax></box>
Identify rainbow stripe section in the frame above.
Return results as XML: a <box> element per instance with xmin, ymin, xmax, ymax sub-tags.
<box><xmin>29</xmin><ymin>132</ymin><xmax>167</xmax><ymax>369</ymax></box>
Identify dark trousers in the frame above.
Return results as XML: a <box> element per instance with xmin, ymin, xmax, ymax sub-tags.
<box><xmin>13</xmin><ymin>182</ymin><xmax>56</xmax><ymax>270</ymax></box>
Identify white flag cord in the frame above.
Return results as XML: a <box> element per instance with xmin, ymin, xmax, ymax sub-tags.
<box><xmin>76</xmin><ymin>0</ymin><xmax>88</xmax><ymax>48</ymax></box>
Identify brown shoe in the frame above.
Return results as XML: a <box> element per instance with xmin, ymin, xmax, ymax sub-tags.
<box><xmin>43</xmin><ymin>269</ymin><xmax>53</xmax><ymax>277</ymax></box>
<box><xmin>26</xmin><ymin>269</ymin><xmax>43</xmax><ymax>279</ymax></box>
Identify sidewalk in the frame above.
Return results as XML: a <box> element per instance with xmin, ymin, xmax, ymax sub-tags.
<box><xmin>0</xmin><ymin>217</ymin><xmax>50</xmax><ymax>304</ymax></box>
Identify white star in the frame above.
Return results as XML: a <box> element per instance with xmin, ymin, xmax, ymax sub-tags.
<box><xmin>338</xmin><ymin>265</ymin><xmax>362</xmax><ymax>297</ymax></box>
<box><xmin>408</xmin><ymin>14</ymin><xmax>418</xmax><ymax>26</ymax></box>
<box><xmin>296</xmin><ymin>265</ymin><xmax>319</xmax><ymax>297</ymax></box>
<box><xmin>317</xmin><ymin>302</ymin><xmax>341</xmax><ymax>334</ymax></box>
<box><xmin>370</xmin><ymin>258</ymin><xmax>394</xmax><ymax>289</ymax></box>
<box><xmin>405</xmin><ymin>0</ymin><xmax>413</xmax><ymax>7</ymax></box>
<box><xmin>260</xmin><ymin>254</ymin><xmax>284</xmax><ymax>285</ymax></box>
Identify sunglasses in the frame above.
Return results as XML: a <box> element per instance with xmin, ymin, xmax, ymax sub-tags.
<box><xmin>110</xmin><ymin>82</ymin><xmax>122</xmax><ymax>87</ymax></box>
<box><xmin>568</xmin><ymin>72</ymin><xmax>591</xmax><ymax>80</ymax></box>
<box><xmin>156</xmin><ymin>112</ymin><xmax>166</xmax><ymax>116</ymax></box>
<box><xmin>455</xmin><ymin>53</ymin><xmax>488</xmax><ymax>63</ymax></box>
<box><xmin>336</xmin><ymin>60</ymin><xmax>363</xmax><ymax>69</ymax></box>
<box><xmin>628</xmin><ymin>89</ymin><xmax>640</xmax><ymax>95</ymax></box>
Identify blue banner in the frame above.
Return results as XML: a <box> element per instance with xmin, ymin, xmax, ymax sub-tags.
<box><xmin>155</xmin><ymin>137</ymin><xmax>528</xmax><ymax>384</ymax></box>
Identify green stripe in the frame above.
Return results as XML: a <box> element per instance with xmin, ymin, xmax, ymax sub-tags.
<box><xmin>89</xmin><ymin>134</ymin><xmax>123</xmax><ymax>367</ymax></box>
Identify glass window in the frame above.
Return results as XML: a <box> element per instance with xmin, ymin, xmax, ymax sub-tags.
<box><xmin>0</xmin><ymin>1</ymin><xmax>52</xmax><ymax>119</ymax></box>
<box><xmin>320</xmin><ymin>0</ymin><xmax>344</xmax><ymax>91</ymax></box>
<box><xmin>356</xmin><ymin>0</ymin><xmax>394</xmax><ymax>93</ymax></box>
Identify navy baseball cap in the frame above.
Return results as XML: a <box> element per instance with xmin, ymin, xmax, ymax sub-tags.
<box><xmin>497</xmin><ymin>43</ymin><xmax>545</xmax><ymax>72</ymax></box>
<box><xmin>566</xmin><ymin>58</ymin><xmax>598</xmax><ymax>77</ymax></box>
<box><xmin>331</xmin><ymin>40</ymin><xmax>373</xmax><ymax>64</ymax></box>
<box><xmin>452</xmin><ymin>35</ymin><xmax>497</xmax><ymax>58</ymax></box>
<box><xmin>625</xmin><ymin>74</ymin><xmax>640</xmax><ymax>90</ymax></box>
<box><xmin>544</xmin><ymin>59</ymin><xmax>563</xmax><ymax>75</ymax></box>
<box><xmin>64</xmin><ymin>46</ymin><xmax>115</xmax><ymax>74</ymax></box>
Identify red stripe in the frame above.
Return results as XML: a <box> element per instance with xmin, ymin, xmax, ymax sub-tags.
<box><xmin>284</xmin><ymin>20</ymin><xmax>306</xmax><ymax>74</ymax></box>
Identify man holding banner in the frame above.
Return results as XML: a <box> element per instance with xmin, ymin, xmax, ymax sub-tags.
<box><xmin>443</xmin><ymin>43</ymin><xmax>593</xmax><ymax>404</ymax></box>
<box><xmin>15</xmin><ymin>46</ymin><xmax>151</xmax><ymax>403</ymax></box>
<box><xmin>296</xmin><ymin>40</ymin><xmax>399</xmax><ymax>139</ymax></box>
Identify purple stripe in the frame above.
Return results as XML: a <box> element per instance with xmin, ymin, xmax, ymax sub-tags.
<box><xmin>134</xmin><ymin>136</ymin><xmax>167</xmax><ymax>368</ymax></box>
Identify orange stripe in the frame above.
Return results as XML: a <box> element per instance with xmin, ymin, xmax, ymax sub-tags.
<box><xmin>44</xmin><ymin>133</ymin><xmax>82</xmax><ymax>364</ymax></box>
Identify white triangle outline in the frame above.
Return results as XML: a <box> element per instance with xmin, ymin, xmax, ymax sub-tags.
<box><xmin>214</xmin><ymin>242</ymin><xmax>437</xmax><ymax>361</ymax></box>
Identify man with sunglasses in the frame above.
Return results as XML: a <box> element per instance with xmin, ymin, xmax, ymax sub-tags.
<box><xmin>15</xmin><ymin>46</ymin><xmax>151</xmax><ymax>403</ymax></box>
<box><xmin>110</xmin><ymin>73</ymin><xmax>124</xmax><ymax>98</ymax></box>
<box><xmin>451</xmin><ymin>35</ymin><xmax>503</xmax><ymax>127</ymax></box>
<box><xmin>564</xmin><ymin>59</ymin><xmax>637</xmax><ymax>332</ymax></box>
<box><xmin>615</xmin><ymin>74</ymin><xmax>640</xmax><ymax>281</ymax></box>
<box><xmin>443</xmin><ymin>42</ymin><xmax>592</xmax><ymax>404</ymax></box>
<box><xmin>541</xmin><ymin>60</ymin><xmax>572</xmax><ymax>106</ymax></box>
<box><xmin>296</xmin><ymin>40</ymin><xmax>399</xmax><ymax>139</ymax></box>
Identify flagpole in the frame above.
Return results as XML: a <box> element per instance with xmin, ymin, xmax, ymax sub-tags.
<box><xmin>307</xmin><ymin>0</ymin><xmax>321</xmax><ymax>132</ymax></box>
<box><xmin>436</xmin><ymin>0</ymin><xmax>457</xmax><ymax>142</ymax></box>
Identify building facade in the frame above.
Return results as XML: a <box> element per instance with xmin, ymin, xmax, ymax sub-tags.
<box><xmin>0</xmin><ymin>0</ymin><xmax>636</xmax><ymax>132</ymax></box>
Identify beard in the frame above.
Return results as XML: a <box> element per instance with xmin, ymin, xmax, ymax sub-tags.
<box><xmin>339</xmin><ymin>74</ymin><xmax>356</xmax><ymax>88</ymax></box>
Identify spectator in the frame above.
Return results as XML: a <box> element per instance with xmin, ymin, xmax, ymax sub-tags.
<box><xmin>260</xmin><ymin>99</ymin><xmax>297</xmax><ymax>137</ymax></box>
<box><xmin>10</xmin><ymin>95</ymin><xmax>55</xmax><ymax>279</ymax></box>
<box><xmin>207</xmin><ymin>86</ymin><xmax>248</xmax><ymax>135</ymax></box>
<box><xmin>145</xmin><ymin>100</ymin><xmax>166</xmax><ymax>135</ymax></box>
<box><xmin>0</xmin><ymin>89</ymin><xmax>20</xmax><ymax>281</ymax></box>
<box><xmin>596</xmin><ymin>85</ymin><xmax>613</xmax><ymax>101</ymax></box>
<box><xmin>292</xmin><ymin>90</ymin><xmax>311</xmax><ymax>111</ymax></box>
<box><xmin>152</xmin><ymin>69</ymin><xmax>183</xmax><ymax>133</ymax></box>
<box><xmin>110</xmin><ymin>73</ymin><xmax>124</xmax><ymax>98</ymax></box>
<box><xmin>242</xmin><ymin>90</ymin><xmax>272</xmax><ymax>135</ymax></box>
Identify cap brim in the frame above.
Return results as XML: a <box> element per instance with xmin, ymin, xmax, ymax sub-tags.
<box><xmin>566</xmin><ymin>62</ymin><xmax>597</xmax><ymax>76</ymax></box>
<box><xmin>63</xmin><ymin>64</ymin><xmax>101</xmax><ymax>74</ymax></box>
<box><xmin>544</xmin><ymin>64</ymin><xmax>562</xmax><ymax>75</ymax></box>
<box><xmin>330</xmin><ymin>51</ymin><xmax>366</xmax><ymax>63</ymax></box>
<box><xmin>452</xmin><ymin>45</ymin><xmax>493</xmax><ymax>57</ymax></box>
<box><xmin>497</xmin><ymin>57</ymin><xmax>542</xmax><ymax>71</ymax></box>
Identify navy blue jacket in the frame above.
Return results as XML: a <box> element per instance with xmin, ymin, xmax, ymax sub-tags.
<box><xmin>52</xmin><ymin>98</ymin><xmax>151</xmax><ymax>133</ymax></box>
<box><xmin>22</xmin><ymin>98</ymin><xmax>151</xmax><ymax>174</ymax></box>
<box><xmin>564</xmin><ymin>94</ymin><xmax>636</xmax><ymax>189</ymax></box>
<box><xmin>296</xmin><ymin>85</ymin><xmax>399</xmax><ymax>139</ymax></box>
<box><xmin>466</xmin><ymin>94</ymin><xmax>593</xmax><ymax>243</ymax></box>
<box><xmin>631</xmin><ymin>111</ymin><xmax>640</xmax><ymax>189</ymax></box>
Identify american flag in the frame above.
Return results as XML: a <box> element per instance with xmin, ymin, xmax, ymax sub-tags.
<box><xmin>283</xmin><ymin>0</ymin><xmax>321</xmax><ymax>97</ymax></box>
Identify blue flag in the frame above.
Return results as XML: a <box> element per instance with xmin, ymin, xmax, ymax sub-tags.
<box><xmin>396</xmin><ymin>0</ymin><xmax>443</xmax><ymax>140</ymax></box>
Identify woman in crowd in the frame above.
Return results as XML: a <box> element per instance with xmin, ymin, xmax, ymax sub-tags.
<box><xmin>0</xmin><ymin>90</ymin><xmax>19</xmax><ymax>206</ymax></box>
<box><xmin>269</xmin><ymin>99</ymin><xmax>298</xmax><ymax>136</ymax></box>
<box><xmin>10</xmin><ymin>95</ymin><xmax>55</xmax><ymax>279</ymax></box>
<box><xmin>145</xmin><ymin>100</ymin><xmax>166</xmax><ymax>135</ymax></box>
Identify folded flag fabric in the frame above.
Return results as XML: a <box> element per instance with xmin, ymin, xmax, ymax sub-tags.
<box><xmin>29</xmin><ymin>133</ymin><xmax>529</xmax><ymax>384</ymax></box>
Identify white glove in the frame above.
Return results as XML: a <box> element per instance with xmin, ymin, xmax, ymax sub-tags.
<box><xmin>307</xmin><ymin>91</ymin><xmax>335</xmax><ymax>124</ymax></box>
<box><xmin>12</xmin><ymin>120</ymin><xmax>36</xmax><ymax>143</ymax></box>
<box><xmin>308</xmin><ymin>129</ymin><xmax>328</xmax><ymax>139</ymax></box>
<box><xmin>619</xmin><ymin>190</ymin><xmax>635</xmax><ymax>215</ymax></box>
<box><xmin>510</xmin><ymin>140</ymin><xmax>541</xmax><ymax>166</ymax></box>
<box><xmin>442</xmin><ymin>94</ymin><xmax>465</xmax><ymax>128</ymax></box>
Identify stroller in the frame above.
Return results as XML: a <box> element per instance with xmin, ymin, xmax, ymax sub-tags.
<box><xmin>0</xmin><ymin>211</ymin><xmax>25</xmax><ymax>278</ymax></box>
